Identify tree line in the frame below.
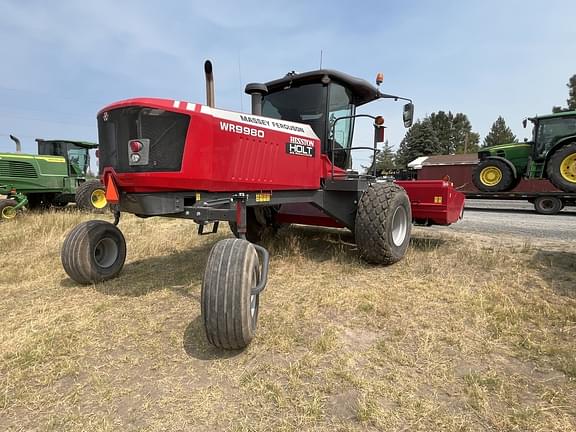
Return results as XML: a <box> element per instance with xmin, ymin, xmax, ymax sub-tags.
<box><xmin>372</xmin><ymin>73</ymin><xmax>575</xmax><ymax>172</ymax></box>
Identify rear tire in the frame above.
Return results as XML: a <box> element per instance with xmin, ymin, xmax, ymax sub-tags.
<box><xmin>75</xmin><ymin>180</ymin><xmax>108</xmax><ymax>212</ymax></box>
<box><xmin>0</xmin><ymin>199</ymin><xmax>18</xmax><ymax>221</ymax></box>
<box><xmin>472</xmin><ymin>159</ymin><xmax>516</xmax><ymax>192</ymax></box>
<box><xmin>61</xmin><ymin>220</ymin><xmax>126</xmax><ymax>284</ymax></box>
<box><xmin>201</xmin><ymin>238</ymin><xmax>260</xmax><ymax>350</ymax></box>
<box><xmin>355</xmin><ymin>183</ymin><xmax>412</xmax><ymax>265</ymax></box>
<box><xmin>229</xmin><ymin>207</ymin><xmax>273</xmax><ymax>243</ymax></box>
<box><xmin>533</xmin><ymin>196</ymin><xmax>563</xmax><ymax>215</ymax></box>
<box><xmin>547</xmin><ymin>142</ymin><xmax>576</xmax><ymax>193</ymax></box>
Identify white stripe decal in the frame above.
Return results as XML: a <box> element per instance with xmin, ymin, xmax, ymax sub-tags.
<box><xmin>173</xmin><ymin>100</ymin><xmax>180</xmax><ymax>108</ymax></box>
<box><xmin>199</xmin><ymin>105</ymin><xmax>318</xmax><ymax>139</ymax></box>
<box><xmin>186</xmin><ymin>102</ymin><xmax>195</xmax><ymax>111</ymax></box>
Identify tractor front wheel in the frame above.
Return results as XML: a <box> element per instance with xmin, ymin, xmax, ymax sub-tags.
<box><xmin>472</xmin><ymin>159</ymin><xmax>516</xmax><ymax>192</ymax></box>
<box><xmin>75</xmin><ymin>180</ymin><xmax>108</xmax><ymax>212</ymax></box>
<box><xmin>201</xmin><ymin>238</ymin><xmax>260</xmax><ymax>349</ymax></box>
<box><xmin>355</xmin><ymin>183</ymin><xmax>412</xmax><ymax>265</ymax></box>
<box><xmin>0</xmin><ymin>199</ymin><xmax>18</xmax><ymax>221</ymax></box>
<box><xmin>61</xmin><ymin>220</ymin><xmax>126</xmax><ymax>284</ymax></box>
<box><xmin>547</xmin><ymin>142</ymin><xmax>576</xmax><ymax>193</ymax></box>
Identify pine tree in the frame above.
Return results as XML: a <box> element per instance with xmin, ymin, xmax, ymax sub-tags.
<box><xmin>483</xmin><ymin>116</ymin><xmax>517</xmax><ymax>147</ymax></box>
<box><xmin>552</xmin><ymin>74</ymin><xmax>576</xmax><ymax>112</ymax></box>
<box><xmin>452</xmin><ymin>113</ymin><xmax>480</xmax><ymax>153</ymax></box>
<box><xmin>374</xmin><ymin>140</ymin><xmax>396</xmax><ymax>173</ymax></box>
<box><xmin>427</xmin><ymin>111</ymin><xmax>480</xmax><ymax>154</ymax></box>
<box><xmin>568</xmin><ymin>74</ymin><xmax>576</xmax><ymax>110</ymax></box>
<box><xmin>396</xmin><ymin>120</ymin><xmax>442</xmax><ymax>167</ymax></box>
<box><xmin>364</xmin><ymin>140</ymin><xmax>396</xmax><ymax>175</ymax></box>
<box><xmin>428</xmin><ymin>111</ymin><xmax>454</xmax><ymax>154</ymax></box>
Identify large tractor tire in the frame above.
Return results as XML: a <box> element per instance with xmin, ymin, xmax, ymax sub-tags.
<box><xmin>533</xmin><ymin>196</ymin><xmax>564</xmax><ymax>215</ymax></box>
<box><xmin>61</xmin><ymin>220</ymin><xmax>126</xmax><ymax>284</ymax></box>
<box><xmin>202</xmin><ymin>238</ymin><xmax>260</xmax><ymax>350</ymax></box>
<box><xmin>0</xmin><ymin>199</ymin><xmax>18</xmax><ymax>221</ymax></box>
<box><xmin>355</xmin><ymin>183</ymin><xmax>412</xmax><ymax>265</ymax></box>
<box><xmin>472</xmin><ymin>159</ymin><xmax>516</xmax><ymax>192</ymax></box>
<box><xmin>75</xmin><ymin>180</ymin><xmax>108</xmax><ymax>212</ymax></box>
<box><xmin>229</xmin><ymin>206</ymin><xmax>274</xmax><ymax>243</ymax></box>
<box><xmin>547</xmin><ymin>142</ymin><xmax>576</xmax><ymax>193</ymax></box>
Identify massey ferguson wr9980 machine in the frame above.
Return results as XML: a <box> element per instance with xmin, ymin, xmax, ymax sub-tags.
<box><xmin>61</xmin><ymin>61</ymin><xmax>464</xmax><ymax>350</ymax></box>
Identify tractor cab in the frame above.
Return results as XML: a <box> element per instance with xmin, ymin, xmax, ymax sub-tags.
<box><xmin>245</xmin><ymin>70</ymin><xmax>414</xmax><ymax>173</ymax></box>
<box><xmin>526</xmin><ymin>111</ymin><xmax>576</xmax><ymax>161</ymax></box>
<box><xmin>36</xmin><ymin>139</ymin><xmax>98</xmax><ymax>177</ymax></box>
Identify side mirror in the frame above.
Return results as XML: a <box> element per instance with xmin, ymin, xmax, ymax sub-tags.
<box><xmin>522</xmin><ymin>119</ymin><xmax>527</xmax><ymax>128</ymax></box>
<box><xmin>403</xmin><ymin>103</ymin><xmax>414</xmax><ymax>128</ymax></box>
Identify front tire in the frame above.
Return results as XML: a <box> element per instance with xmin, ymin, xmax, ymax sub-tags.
<box><xmin>0</xmin><ymin>199</ymin><xmax>18</xmax><ymax>221</ymax></box>
<box><xmin>547</xmin><ymin>142</ymin><xmax>576</xmax><ymax>193</ymax></box>
<box><xmin>201</xmin><ymin>239</ymin><xmax>260</xmax><ymax>350</ymax></box>
<box><xmin>61</xmin><ymin>220</ymin><xmax>126</xmax><ymax>284</ymax></box>
<box><xmin>75</xmin><ymin>180</ymin><xmax>108</xmax><ymax>212</ymax></box>
<box><xmin>355</xmin><ymin>183</ymin><xmax>412</xmax><ymax>265</ymax></box>
<box><xmin>472</xmin><ymin>159</ymin><xmax>516</xmax><ymax>192</ymax></box>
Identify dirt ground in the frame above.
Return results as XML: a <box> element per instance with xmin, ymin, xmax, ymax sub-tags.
<box><xmin>0</xmin><ymin>211</ymin><xmax>575</xmax><ymax>431</ymax></box>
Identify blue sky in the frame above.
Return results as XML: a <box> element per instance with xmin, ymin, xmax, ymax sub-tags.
<box><xmin>1</xmin><ymin>0</ymin><xmax>575</xmax><ymax>169</ymax></box>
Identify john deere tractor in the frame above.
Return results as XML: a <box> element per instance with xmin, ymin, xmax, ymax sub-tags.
<box><xmin>472</xmin><ymin>111</ymin><xmax>576</xmax><ymax>193</ymax></box>
<box><xmin>0</xmin><ymin>137</ymin><xmax>107</xmax><ymax>220</ymax></box>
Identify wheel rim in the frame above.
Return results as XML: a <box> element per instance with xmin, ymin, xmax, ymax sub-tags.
<box><xmin>1</xmin><ymin>205</ymin><xmax>17</xmax><ymax>219</ymax></box>
<box><xmin>560</xmin><ymin>153</ymin><xmax>576</xmax><ymax>183</ymax></box>
<box><xmin>250</xmin><ymin>294</ymin><xmax>257</xmax><ymax>319</ymax></box>
<box><xmin>93</xmin><ymin>237</ymin><xmax>119</xmax><ymax>268</ymax></box>
<box><xmin>540</xmin><ymin>199</ymin><xmax>553</xmax><ymax>210</ymax></box>
<box><xmin>480</xmin><ymin>166</ymin><xmax>503</xmax><ymax>186</ymax></box>
<box><xmin>391</xmin><ymin>206</ymin><xmax>408</xmax><ymax>247</ymax></box>
<box><xmin>91</xmin><ymin>189</ymin><xmax>108</xmax><ymax>209</ymax></box>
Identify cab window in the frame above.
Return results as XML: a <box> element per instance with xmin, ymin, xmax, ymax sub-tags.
<box><xmin>67</xmin><ymin>148</ymin><xmax>88</xmax><ymax>176</ymax></box>
<box><xmin>536</xmin><ymin>117</ymin><xmax>576</xmax><ymax>157</ymax></box>
<box><xmin>328</xmin><ymin>83</ymin><xmax>355</xmax><ymax>168</ymax></box>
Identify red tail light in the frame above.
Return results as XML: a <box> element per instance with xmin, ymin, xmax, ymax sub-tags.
<box><xmin>130</xmin><ymin>140</ymin><xmax>143</xmax><ymax>152</ymax></box>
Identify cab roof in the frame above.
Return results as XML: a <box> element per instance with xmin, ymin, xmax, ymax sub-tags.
<box><xmin>35</xmin><ymin>139</ymin><xmax>98</xmax><ymax>149</ymax></box>
<box><xmin>263</xmin><ymin>69</ymin><xmax>381</xmax><ymax>107</ymax></box>
<box><xmin>530</xmin><ymin>110</ymin><xmax>576</xmax><ymax>121</ymax></box>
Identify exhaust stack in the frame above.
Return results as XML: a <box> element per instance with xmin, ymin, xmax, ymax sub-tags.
<box><xmin>204</xmin><ymin>60</ymin><xmax>215</xmax><ymax>108</ymax></box>
<box><xmin>9</xmin><ymin>135</ymin><xmax>21</xmax><ymax>153</ymax></box>
<box><xmin>245</xmin><ymin>83</ymin><xmax>268</xmax><ymax>116</ymax></box>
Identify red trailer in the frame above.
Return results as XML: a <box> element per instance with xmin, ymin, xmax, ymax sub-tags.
<box><xmin>409</xmin><ymin>154</ymin><xmax>576</xmax><ymax>214</ymax></box>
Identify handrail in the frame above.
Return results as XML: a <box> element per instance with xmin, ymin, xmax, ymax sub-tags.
<box><xmin>329</xmin><ymin>114</ymin><xmax>380</xmax><ymax>180</ymax></box>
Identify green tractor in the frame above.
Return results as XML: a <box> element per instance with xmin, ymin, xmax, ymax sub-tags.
<box><xmin>472</xmin><ymin>111</ymin><xmax>576</xmax><ymax>193</ymax></box>
<box><xmin>0</xmin><ymin>137</ymin><xmax>107</xmax><ymax>220</ymax></box>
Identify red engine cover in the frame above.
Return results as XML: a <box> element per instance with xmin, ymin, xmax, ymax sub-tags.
<box><xmin>99</xmin><ymin>98</ymin><xmax>323</xmax><ymax>192</ymax></box>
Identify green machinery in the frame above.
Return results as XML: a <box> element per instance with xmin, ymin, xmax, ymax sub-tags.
<box><xmin>472</xmin><ymin>111</ymin><xmax>576</xmax><ymax>193</ymax></box>
<box><xmin>0</xmin><ymin>137</ymin><xmax>107</xmax><ymax>220</ymax></box>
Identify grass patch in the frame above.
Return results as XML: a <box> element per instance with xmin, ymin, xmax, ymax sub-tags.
<box><xmin>0</xmin><ymin>213</ymin><xmax>575</xmax><ymax>430</ymax></box>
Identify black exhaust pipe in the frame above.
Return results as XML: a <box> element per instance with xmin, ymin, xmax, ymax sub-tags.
<box><xmin>245</xmin><ymin>83</ymin><xmax>268</xmax><ymax>116</ymax></box>
<box><xmin>9</xmin><ymin>135</ymin><xmax>21</xmax><ymax>153</ymax></box>
<box><xmin>204</xmin><ymin>60</ymin><xmax>215</xmax><ymax>108</ymax></box>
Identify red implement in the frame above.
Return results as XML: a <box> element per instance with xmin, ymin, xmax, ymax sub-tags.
<box><xmin>396</xmin><ymin>180</ymin><xmax>465</xmax><ymax>226</ymax></box>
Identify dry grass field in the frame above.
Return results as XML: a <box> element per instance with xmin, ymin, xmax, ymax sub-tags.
<box><xmin>0</xmin><ymin>210</ymin><xmax>575</xmax><ymax>431</ymax></box>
